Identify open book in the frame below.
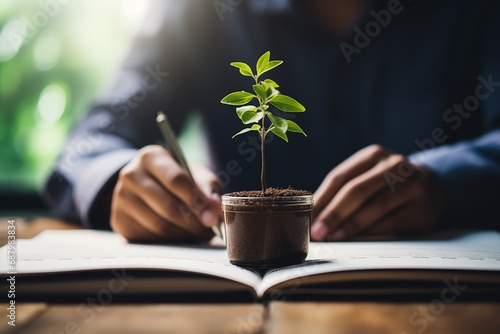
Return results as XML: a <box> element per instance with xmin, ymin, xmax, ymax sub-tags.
<box><xmin>1</xmin><ymin>230</ymin><xmax>499</xmax><ymax>300</ymax></box>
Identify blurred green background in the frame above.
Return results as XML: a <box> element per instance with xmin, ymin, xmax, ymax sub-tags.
<box><xmin>0</xmin><ymin>0</ymin><xmax>151</xmax><ymax>210</ymax></box>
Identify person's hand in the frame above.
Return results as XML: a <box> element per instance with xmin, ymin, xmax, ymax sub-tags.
<box><xmin>110</xmin><ymin>145</ymin><xmax>223</xmax><ymax>242</ymax></box>
<box><xmin>311</xmin><ymin>145</ymin><xmax>446</xmax><ymax>241</ymax></box>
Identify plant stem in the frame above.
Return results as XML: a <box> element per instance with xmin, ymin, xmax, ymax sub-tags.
<box><xmin>261</xmin><ymin>115</ymin><xmax>266</xmax><ymax>196</ymax></box>
<box><xmin>253</xmin><ymin>75</ymin><xmax>267</xmax><ymax>196</ymax></box>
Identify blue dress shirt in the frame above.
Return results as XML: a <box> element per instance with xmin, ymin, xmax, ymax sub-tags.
<box><xmin>44</xmin><ymin>0</ymin><xmax>500</xmax><ymax>230</ymax></box>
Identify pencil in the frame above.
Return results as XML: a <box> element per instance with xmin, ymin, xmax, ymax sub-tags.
<box><xmin>156</xmin><ymin>111</ymin><xmax>223</xmax><ymax>239</ymax></box>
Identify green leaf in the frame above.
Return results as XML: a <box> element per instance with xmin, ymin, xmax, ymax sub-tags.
<box><xmin>266</xmin><ymin>86</ymin><xmax>280</xmax><ymax>99</ymax></box>
<box><xmin>221</xmin><ymin>91</ymin><xmax>255</xmax><ymax>106</ymax></box>
<box><xmin>232</xmin><ymin>128</ymin><xmax>252</xmax><ymax>138</ymax></box>
<box><xmin>269</xmin><ymin>94</ymin><xmax>305</xmax><ymax>112</ymax></box>
<box><xmin>260</xmin><ymin>60</ymin><xmax>283</xmax><ymax>76</ymax></box>
<box><xmin>230</xmin><ymin>62</ymin><xmax>254</xmax><ymax>77</ymax></box>
<box><xmin>260</xmin><ymin>81</ymin><xmax>269</xmax><ymax>91</ymax></box>
<box><xmin>256</xmin><ymin>51</ymin><xmax>270</xmax><ymax>76</ymax></box>
<box><xmin>266</xmin><ymin>113</ymin><xmax>288</xmax><ymax>133</ymax></box>
<box><xmin>264</xmin><ymin>79</ymin><xmax>279</xmax><ymax>88</ymax></box>
<box><xmin>244</xmin><ymin>112</ymin><xmax>264</xmax><ymax>124</ymax></box>
<box><xmin>286</xmin><ymin>120</ymin><xmax>307</xmax><ymax>136</ymax></box>
<box><xmin>236</xmin><ymin>106</ymin><xmax>263</xmax><ymax>124</ymax></box>
<box><xmin>232</xmin><ymin>124</ymin><xmax>261</xmax><ymax>139</ymax></box>
<box><xmin>271</xmin><ymin>127</ymin><xmax>288</xmax><ymax>142</ymax></box>
<box><xmin>253</xmin><ymin>84</ymin><xmax>267</xmax><ymax>101</ymax></box>
<box><xmin>236</xmin><ymin>105</ymin><xmax>257</xmax><ymax>113</ymax></box>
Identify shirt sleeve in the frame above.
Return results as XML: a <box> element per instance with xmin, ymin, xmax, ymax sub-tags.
<box><xmin>409</xmin><ymin>128</ymin><xmax>500</xmax><ymax>229</ymax></box>
<box><xmin>42</xmin><ymin>1</ymin><xmax>200</xmax><ymax>228</ymax></box>
<box><xmin>410</xmin><ymin>2</ymin><xmax>500</xmax><ymax>229</ymax></box>
<box><xmin>43</xmin><ymin>109</ymin><xmax>140</xmax><ymax>228</ymax></box>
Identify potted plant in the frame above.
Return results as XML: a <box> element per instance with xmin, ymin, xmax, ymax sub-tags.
<box><xmin>220</xmin><ymin>51</ymin><xmax>313</xmax><ymax>268</ymax></box>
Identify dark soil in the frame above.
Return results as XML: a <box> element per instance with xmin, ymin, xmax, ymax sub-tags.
<box><xmin>223</xmin><ymin>187</ymin><xmax>313</xmax><ymax>268</ymax></box>
<box><xmin>224</xmin><ymin>209</ymin><xmax>310</xmax><ymax>268</ymax></box>
<box><xmin>227</xmin><ymin>186</ymin><xmax>311</xmax><ymax>197</ymax></box>
<box><xmin>222</xmin><ymin>187</ymin><xmax>313</xmax><ymax>268</ymax></box>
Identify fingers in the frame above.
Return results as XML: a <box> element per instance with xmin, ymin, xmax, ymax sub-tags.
<box><xmin>361</xmin><ymin>169</ymin><xmax>444</xmax><ymax>238</ymax></box>
<box><xmin>120</xmin><ymin>180</ymin><xmax>213</xmax><ymax>239</ymax></box>
<box><xmin>312</xmin><ymin>153</ymin><xmax>406</xmax><ymax>240</ymax></box>
<box><xmin>111</xmin><ymin>213</ymin><xmax>164</xmax><ymax>243</ymax></box>
<box><xmin>190</xmin><ymin>164</ymin><xmax>224</xmax><ymax>223</ymax></box>
<box><xmin>359</xmin><ymin>205</ymin><xmax>412</xmax><ymax>237</ymax></box>
<box><xmin>190</xmin><ymin>164</ymin><xmax>224</xmax><ymax>196</ymax></box>
<box><xmin>362</xmin><ymin>201</ymin><xmax>435</xmax><ymax>237</ymax></box>
<box><xmin>110</xmin><ymin>188</ymin><xmax>174</xmax><ymax>243</ymax></box>
<box><xmin>324</xmin><ymin>183</ymin><xmax>414</xmax><ymax>241</ymax></box>
<box><xmin>112</xmin><ymin>168</ymin><xmax>213</xmax><ymax>241</ymax></box>
<box><xmin>311</xmin><ymin>144</ymin><xmax>446</xmax><ymax>241</ymax></box>
<box><xmin>313</xmin><ymin>145</ymin><xmax>391</xmax><ymax>219</ymax></box>
<box><xmin>111</xmin><ymin>145</ymin><xmax>223</xmax><ymax>243</ymax></box>
<box><xmin>140</xmin><ymin>147</ymin><xmax>218</xmax><ymax>226</ymax></box>
<box><xmin>111</xmin><ymin>202</ymin><xmax>197</xmax><ymax>243</ymax></box>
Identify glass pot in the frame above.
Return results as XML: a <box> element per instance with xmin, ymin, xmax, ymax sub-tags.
<box><xmin>221</xmin><ymin>194</ymin><xmax>313</xmax><ymax>268</ymax></box>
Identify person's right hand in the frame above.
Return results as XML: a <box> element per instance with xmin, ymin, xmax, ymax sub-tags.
<box><xmin>110</xmin><ymin>145</ymin><xmax>223</xmax><ymax>243</ymax></box>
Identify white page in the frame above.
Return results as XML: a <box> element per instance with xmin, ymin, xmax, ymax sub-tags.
<box><xmin>2</xmin><ymin>230</ymin><xmax>499</xmax><ymax>298</ymax></box>
<box><xmin>257</xmin><ymin>231</ymin><xmax>500</xmax><ymax>296</ymax></box>
<box><xmin>0</xmin><ymin>230</ymin><xmax>261</xmax><ymax>290</ymax></box>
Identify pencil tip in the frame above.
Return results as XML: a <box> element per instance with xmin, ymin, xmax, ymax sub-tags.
<box><xmin>156</xmin><ymin>111</ymin><xmax>166</xmax><ymax>122</ymax></box>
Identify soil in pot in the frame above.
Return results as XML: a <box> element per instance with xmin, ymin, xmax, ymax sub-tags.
<box><xmin>222</xmin><ymin>187</ymin><xmax>313</xmax><ymax>269</ymax></box>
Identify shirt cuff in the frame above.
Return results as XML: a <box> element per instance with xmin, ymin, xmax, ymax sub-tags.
<box><xmin>74</xmin><ymin>149</ymin><xmax>137</xmax><ymax>228</ymax></box>
<box><xmin>408</xmin><ymin>136</ymin><xmax>500</xmax><ymax>228</ymax></box>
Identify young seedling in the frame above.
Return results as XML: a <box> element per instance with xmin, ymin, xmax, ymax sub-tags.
<box><xmin>221</xmin><ymin>51</ymin><xmax>306</xmax><ymax>195</ymax></box>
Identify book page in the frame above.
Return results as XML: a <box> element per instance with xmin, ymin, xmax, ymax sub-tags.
<box><xmin>257</xmin><ymin>231</ymin><xmax>500</xmax><ymax>296</ymax></box>
<box><xmin>3</xmin><ymin>230</ymin><xmax>499</xmax><ymax>298</ymax></box>
<box><xmin>0</xmin><ymin>230</ymin><xmax>262</xmax><ymax>291</ymax></box>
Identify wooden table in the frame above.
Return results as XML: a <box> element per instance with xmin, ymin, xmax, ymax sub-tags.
<box><xmin>1</xmin><ymin>217</ymin><xmax>499</xmax><ymax>334</ymax></box>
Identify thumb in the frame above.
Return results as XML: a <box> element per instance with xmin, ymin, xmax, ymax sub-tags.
<box><xmin>199</xmin><ymin>183</ymin><xmax>223</xmax><ymax>228</ymax></box>
<box><xmin>191</xmin><ymin>165</ymin><xmax>224</xmax><ymax>227</ymax></box>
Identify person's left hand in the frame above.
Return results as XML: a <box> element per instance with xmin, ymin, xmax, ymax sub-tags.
<box><xmin>311</xmin><ymin>145</ymin><xmax>447</xmax><ymax>241</ymax></box>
